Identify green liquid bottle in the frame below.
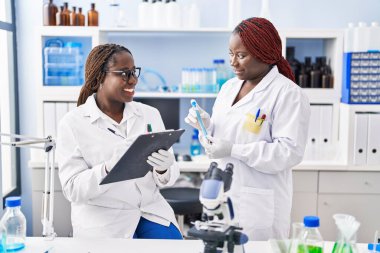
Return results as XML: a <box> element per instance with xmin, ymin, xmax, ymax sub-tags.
<box><xmin>298</xmin><ymin>216</ymin><xmax>324</xmax><ymax>253</ymax></box>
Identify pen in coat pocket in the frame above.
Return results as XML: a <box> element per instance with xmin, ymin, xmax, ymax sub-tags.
<box><xmin>107</xmin><ymin>128</ymin><xmax>125</xmax><ymax>139</ymax></box>
<box><xmin>255</xmin><ymin>108</ymin><xmax>261</xmax><ymax>122</ymax></box>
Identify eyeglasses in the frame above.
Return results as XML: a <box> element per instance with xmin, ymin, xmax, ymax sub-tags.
<box><xmin>106</xmin><ymin>67</ymin><xmax>141</xmax><ymax>81</ymax></box>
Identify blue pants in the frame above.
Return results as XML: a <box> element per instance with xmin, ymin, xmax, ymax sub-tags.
<box><xmin>133</xmin><ymin>217</ymin><xmax>183</xmax><ymax>239</ymax></box>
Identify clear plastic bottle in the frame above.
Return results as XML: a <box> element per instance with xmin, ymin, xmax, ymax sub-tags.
<box><xmin>0</xmin><ymin>222</ymin><xmax>6</xmax><ymax>253</ymax></box>
<box><xmin>298</xmin><ymin>216</ymin><xmax>324</xmax><ymax>253</ymax></box>
<box><xmin>190</xmin><ymin>129</ymin><xmax>202</xmax><ymax>156</ymax></box>
<box><xmin>0</xmin><ymin>197</ymin><xmax>26</xmax><ymax>252</ymax></box>
<box><xmin>213</xmin><ymin>59</ymin><xmax>229</xmax><ymax>90</ymax></box>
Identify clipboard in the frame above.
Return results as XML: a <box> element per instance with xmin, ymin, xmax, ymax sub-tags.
<box><xmin>100</xmin><ymin>129</ymin><xmax>185</xmax><ymax>185</ymax></box>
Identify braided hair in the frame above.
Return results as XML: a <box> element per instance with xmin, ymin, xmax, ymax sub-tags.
<box><xmin>77</xmin><ymin>43</ymin><xmax>132</xmax><ymax>106</ymax></box>
<box><xmin>233</xmin><ymin>17</ymin><xmax>295</xmax><ymax>82</ymax></box>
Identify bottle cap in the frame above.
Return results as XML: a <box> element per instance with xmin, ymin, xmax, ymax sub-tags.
<box><xmin>367</xmin><ymin>243</ymin><xmax>380</xmax><ymax>251</ymax></box>
<box><xmin>303</xmin><ymin>216</ymin><xmax>320</xmax><ymax>228</ymax></box>
<box><xmin>5</xmin><ymin>196</ymin><xmax>21</xmax><ymax>207</ymax></box>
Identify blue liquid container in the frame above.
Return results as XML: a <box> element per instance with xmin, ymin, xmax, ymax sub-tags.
<box><xmin>44</xmin><ymin>39</ymin><xmax>84</xmax><ymax>86</ymax></box>
<box><xmin>190</xmin><ymin>129</ymin><xmax>202</xmax><ymax>156</ymax></box>
<box><xmin>0</xmin><ymin>197</ymin><xmax>26</xmax><ymax>252</ymax></box>
<box><xmin>213</xmin><ymin>59</ymin><xmax>229</xmax><ymax>90</ymax></box>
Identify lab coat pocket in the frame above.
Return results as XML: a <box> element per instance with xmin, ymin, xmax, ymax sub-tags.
<box><xmin>243</xmin><ymin>113</ymin><xmax>266</xmax><ymax>134</ymax></box>
<box><xmin>239</xmin><ymin>186</ymin><xmax>274</xmax><ymax>230</ymax></box>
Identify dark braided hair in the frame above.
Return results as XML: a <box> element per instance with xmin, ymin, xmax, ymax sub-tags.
<box><xmin>77</xmin><ymin>43</ymin><xmax>132</xmax><ymax>106</ymax></box>
<box><xmin>233</xmin><ymin>17</ymin><xmax>295</xmax><ymax>82</ymax></box>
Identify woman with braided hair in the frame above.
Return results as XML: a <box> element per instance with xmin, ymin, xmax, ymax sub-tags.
<box><xmin>185</xmin><ymin>18</ymin><xmax>310</xmax><ymax>240</ymax></box>
<box><xmin>56</xmin><ymin>44</ymin><xmax>182</xmax><ymax>239</ymax></box>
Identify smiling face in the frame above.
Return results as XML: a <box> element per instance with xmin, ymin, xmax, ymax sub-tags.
<box><xmin>101</xmin><ymin>51</ymin><xmax>137</xmax><ymax>103</ymax></box>
<box><xmin>229</xmin><ymin>33</ymin><xmax>271</xmax><ymax>85</ymax></box>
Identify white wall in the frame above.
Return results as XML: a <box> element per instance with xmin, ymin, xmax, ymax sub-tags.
<box><xmin>15</xmin><ymin>0</ymin><xmax>380</xmax><ymax>236</ymax></box>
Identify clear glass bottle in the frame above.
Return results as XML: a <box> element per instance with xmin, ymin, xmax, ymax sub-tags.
<box><xmin>298</xmin><ymin>216</ymin><xmax>324</xmax><ymax>253</ymax></box>
<box><xmin>190</xmin><ymin>129</ymin><xmax>202</xmax><ymax>156</ymax></box>
<box><xmin>87</xmin><ymin>3</ymin><xmax>99</xmax><ymax>26</ymax></box>
<box><xmin>0</xmin><ymin>197</ymin><xmax>26</xmax><ymax>252</ymax></box>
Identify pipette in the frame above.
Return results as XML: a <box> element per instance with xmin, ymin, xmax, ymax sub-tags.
<box><xmin>190</xmin><ymin>99</ymin><xmax>208</xmax><ymax>138</ymax></box>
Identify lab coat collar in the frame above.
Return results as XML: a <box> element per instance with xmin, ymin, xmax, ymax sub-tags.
<box><xmin>230</xmin><ymin>66</ymin><xmax>279</xmax><ymax>109</ymax></box>
<box><xmin>83</xmin><ymin>94</ymin><xmax>142</xmax><ymax>124</ymax></box>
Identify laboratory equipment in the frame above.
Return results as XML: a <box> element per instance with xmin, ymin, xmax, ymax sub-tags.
<box><xmin>0</xmin><ymin>221</ymin><xmax>6</xmax><ymax>253</ymax></box>
<box><xmin>298</xmin><ymin>216</ymin><xmax>324</xmax><ymax>253</ymax></box>
<box><xmin>0</xmin><ymin>133</ymin><xmax>56</xmax><ymax>239</ymax></box>
<box><xmin>43</xmin><ymin>0</ymin><xmax>58</xmax><ymax>26</ymax></box>
<box><xmin>331</xmin><ymin>214</ymin><xmax>360</xmax><ymax>253</ymax></box>
<box><xmin>188</xmin><ymin>162</ymin><xmax>248</xmax><ymax>253</ymax></box>
<box><xmin>0</xmin><ymin>197</ymin><xmax>26</xmax><ymax>251</ymax></box>
<box><xmin>213</xmin><ymin>59</ymin><xmax>229</xmax><ymax>90</ymax></box>
<box><xmin>190</xmin><ymin>99</ymin><xmax>208</xmax><ymax>138</ymax></box>
<box><xmin>87</xmin><ymin>3</ymin><xmax>99</xmax><ymax>26</ymax></box>
<box><xmin>190</xmin><ymin>129</ymin><xmax>202</xmax><ymax>156</ymax></box>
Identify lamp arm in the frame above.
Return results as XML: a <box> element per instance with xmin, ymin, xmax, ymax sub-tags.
<box><xmin>0</xmin><ymin>133</ymin><xmax>57</xmax><ymax>239</ymax></box>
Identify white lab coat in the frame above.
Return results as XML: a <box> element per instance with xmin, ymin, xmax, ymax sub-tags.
<box><xmin>56</xmin><ymin>95</ymin><xmax>180</xmax><ymax>238</ymax></box>
<box><xmin>209</xmin><ymin>66</ymin><xmax>310</xmax><ymax>240</ymax></box>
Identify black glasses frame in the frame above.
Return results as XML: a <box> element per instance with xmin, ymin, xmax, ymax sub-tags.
<box><xmin>106</xmin><ymin>67</ymin><xmax>141</xmax><ymax>81</ymax></box>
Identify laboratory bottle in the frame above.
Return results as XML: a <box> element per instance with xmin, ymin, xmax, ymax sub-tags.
<box><xmin>0</xmin><ymin>197</ymin><xmax>27</xmax><ymax>252</ymax></box>
<box><xmin>369</xmin><ymin>22</ymin><xmax>380</xmax><ymax>51</ymax></box>
<box><xmin>153</xmin><ymin>0</ymin><xmax>165</xmax><ymax>28</ymax></box>
<box><xmin>298</xmin><ymin>216</ymin><xmax>324</xmax><ymax>253</ymax></box>
<box><xmin>344</xmin><ymin>22</ymin><xmax>355</xmax><ymax>52</ymax></box>
<box><xmin>88</xmin><ymin>3</ymin><xmax>99</xmax><ymax>26</ymax></box>
<box><xmin>190</xmin><ymin>129</ymin><xmax>202</xmax><ymax>156</ymax></box>
<box><xmin>298</xmin><ymin>65</ymin><xmax>309</xmax><ymax>88</ymax></box>
<box><xmin>70</xmin><ymin>6</ymin><xmax>77</xmax><ymax>26</ymax></box>
<box><xmin>62</xmin><ymin>2</ymin><xmax>70</xmax><ymax>26</ymax></box>
<box><xmin>0</xmin><ymin>222</ymin><xmax>6</xmax><ymax>253</ymax></box>
<box><xmin>56</xmin><ymin>6</ymin><xmax>63</xmax><ymax>26</ymax></box>
<box><xmin>259</xmin><ymin>0</ymin><xmax>271</xmax><ymax>20</ymax></box>
<box><xmin>353</xmin><ymin>22</ymin><xmax>370</xmax><ymax>52</ymax></box>
<box><xmin>310</xmin><ymin>65</ymin><xmax>321</xmax><ymax>88</ymax></box>
<box><xmin>43</xmin><ymin>0</ymin><xmax>58</xmax><ymax>26</ymax></box>
<box><xmin>138</xmin><ymin>0</ymin><xmax>152</xmax><ymax>28</ymax></box>
<box><xmin>286</xmin><ymin>47</ymin><xmax>301</xmax><ymax>84</ymax></box>
<box><xmin>166</xmin><ymin>0</ymin><xmax>181</xmax><ymax>29</ymax></box>
<box><xmin>77</xmin><ymin>8</ymin><xmax>85</xmax><ymax>26</ymax></box>
<box><xmin>213</xmin><ymin>59</ymin><xmax>229</xmax><ymax>90</ymax></box>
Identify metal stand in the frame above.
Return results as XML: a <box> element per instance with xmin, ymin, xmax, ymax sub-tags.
<box><xmin>0</xmin><ymin>133</ymin><xmax>57</xmax><ymax>239</ymax></box>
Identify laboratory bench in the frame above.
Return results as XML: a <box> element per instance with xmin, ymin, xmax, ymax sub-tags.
<box><xmin>20</xmin><ymin>237</ymin><xmax>369</xmax><ymax>253</ymax></box>
<box><xmin>29</xmin><ymin>159</ymin><xmax>380</xmax><ymax>241</ymax></box>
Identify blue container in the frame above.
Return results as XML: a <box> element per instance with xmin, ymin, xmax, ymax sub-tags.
<box><xmin>342</xmin><ymin>52</ymin><xmax>380</xmax><ymax>104</ymax></box>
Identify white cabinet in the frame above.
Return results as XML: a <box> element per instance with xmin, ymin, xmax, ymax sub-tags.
<box><xmin>291</xmin><ymin>171</ymin><xmax>318</xmax><ymax>223</ymax></box>
<box><xmin>318</xmin><ymin>172</ymin><xmax>380</xmax><ymax>242</ymax></box>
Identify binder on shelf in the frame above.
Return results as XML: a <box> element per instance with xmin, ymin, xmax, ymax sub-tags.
<box><xmin>319</xmin><ymin>105</ymin><xmax>333</xmax><ymax>147</ymax></box>
<box><xmin>100</xmin><ymin>129</ymin><xmax>185</xmax><ymax>185</ymax></box>
<box><xmin>353</xmin><ymin>113</ymin><xmax>368</xmax><ymax>165</ymax></box>
<box><xmin>367</xmin><ymin>113</ymin><xmax>380</xmax><ymax>165</ymax></box>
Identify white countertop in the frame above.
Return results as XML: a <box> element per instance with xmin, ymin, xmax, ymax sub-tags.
<box><xmin>21</xmin><ymin>237</ymin><xmax>369</xmax><ymax>253</ymax></box>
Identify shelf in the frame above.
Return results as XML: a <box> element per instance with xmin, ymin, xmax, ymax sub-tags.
<box><xmin>41</xmin><ymin>26</ymin><xmax>99</xmax><ymax>37</ymax></box>
<box><xmin>40</xmin><ymin>86</ymin><xmax>217</xmax><ymax>101</ymax></box>
<box><xmin>302</xmin><ymin>88</ymin><xmax>340</xmax><ymax>104</ymax></box>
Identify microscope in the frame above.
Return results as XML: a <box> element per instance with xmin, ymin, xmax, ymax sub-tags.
<box><xmin>188</xmin><ymin>162</ymin><xmax>248</xmax><ymax>253</ymax></box>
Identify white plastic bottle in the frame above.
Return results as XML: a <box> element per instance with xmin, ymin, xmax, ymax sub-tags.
<box><xmin>353</xmin><ymin>22</ymin><xmax>370</xmax><ymax>52</ymax></box>
<box><xmin>186</xmin><ymin>3</ymin><xmax>200</xmax><ymax>28</ymax></box>
<box><xmin>166</xmin><ymin>0</ymin><xmax>181</xmax><ymax>29</ymax></box>
<box><xmin>228</xmin><ymin>0</ymin><xmax>241</xmax><ymax>28</ymax></box>
<box><xmin>259</xmin><ymin>0</ymin><xmax>272</xmax><ymax>20</ymax></box>
<box><xmin>152</xmin><ymin>0</ymin><xmax>165</xmax><ymax>29</ymax></box>
<box><xmin>344</xmin><ymin>22</ymin><xmax>355</xmax><ymax>52</ymax></box>
<box><xmin>369</xmin><ymin>22</ymin><xmax>380</xmax><ymax>51</ymax></box>
<box><xmin>138</xmin><ymin>0</ymin><xmax>152</xmax><ymax>28</ymax></box>
<box><xmin>0</xmin><ymin>197</ymin><xmax>26</xmax><ymax>252</ymax></box>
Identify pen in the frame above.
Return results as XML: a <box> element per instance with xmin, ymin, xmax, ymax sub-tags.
<box><xmin>146</xmin><ymin>123</ymin><xmax>152</xmax><ymax>133</ymax></box>
<box><xmin>255</xmin><ymin>108</ymin><xmax>261</xmax><ymax>122</ymax></box>
<box><xmin>190</xmin><ymin>99</ymin><xmax>208</xmax><ymax>138</ymax></box>
<box><xmin>107</xmin><ymin>128</ymin><xmax>125</xmax><ymax>139</ymax></box>
<box><xmin>260</xmin><ymin>114</ymin><xmax>266</xmax><ymax>126</ymax></box>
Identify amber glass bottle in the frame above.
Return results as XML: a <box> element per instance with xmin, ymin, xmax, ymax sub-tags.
<box><xmin>43</xmin><ymin>0</ymin><xmax>58</xmax><ymax>26</ymax></box>
<box><xmin>62</xmin><ymin>2</ymin><xmax>70</xmax><ymax>26</ymax></box>
<box><xmin>87</xmin><ymin>3</ymin><xmax>99</xmax><ymax>26</ymax></box>
<box><xmin>77</xmin><ymin>7</ymin><xmax>85</xmax><ymax>26</ymax></box>
<box><xmin>56</xmin><ymin>6</ymin><xmax>63</xmax><ymax>25</ymax></box>
<box><xmin>70</xmin><ymin>6</ymin><xmax>77</xmax><ymax>26</ymax></box>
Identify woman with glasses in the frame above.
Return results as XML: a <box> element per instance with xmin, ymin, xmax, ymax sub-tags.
<box><xmin>56</xmin><ymin>44</ymin><xmax>182</xmax><ymax>239</ymax></box>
